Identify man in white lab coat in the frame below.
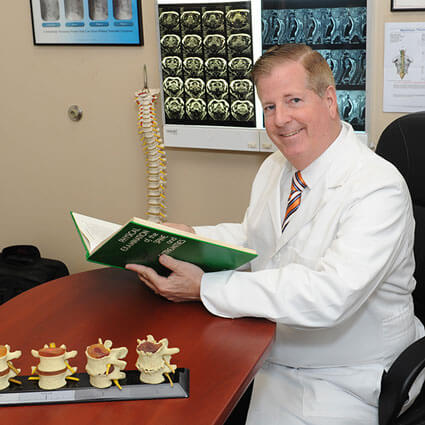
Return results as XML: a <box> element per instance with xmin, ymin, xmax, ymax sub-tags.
<box><xmin>126</xmin><ymin>44</ymin><xmax>424</xmax><ymax>424</ymax></box>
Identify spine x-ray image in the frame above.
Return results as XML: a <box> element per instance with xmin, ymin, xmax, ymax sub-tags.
<box><xmin>40</xmin><ymin>0</ymin><xmax>60</xmax><ymax>21</ymax></box>
<box><xmin>64</xmin><ymin>0</ymin><xmax>84</xmax><ymax>21</ymax></box>
<box><xmin>159</xmin><ymin>2</ymin><xmax>255</xmax><ymax>127</ymax></box>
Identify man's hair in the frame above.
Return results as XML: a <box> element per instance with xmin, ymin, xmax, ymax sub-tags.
<box><xmin>251</xmin><ymin>44</ymin><xmax>335</xmax><ymax>98</ymax></box>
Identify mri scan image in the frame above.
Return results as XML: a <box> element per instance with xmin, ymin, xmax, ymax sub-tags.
<box><xmin>337</xmin><ymin>90</ymin><xmax>365</xmax><ymax>130</ymax></box>
<box><xmin>206</xmin><ymin>79</ymin><xmax>229</xmax><ymax>99</ymax></box>
<box><xmin>304</xmin><ymin>10</ymin><xmax>321</xmax><ymax>44</ymax></box>
<box><xmin>231</xmin><ymin>100</ymin><xmax>254</xmax><ymax>121</ymax></box>
<box><xmin>228</xmin><ymin>33</ymin><xmax>252</xmax><ymax>55</ymax></box>
<box><xmin>226</xmin><ymin>9</ymin><xmax>250</xmax><ymax>31</ymax></box>
<box><xmin>185</xmin><ymin>78</ymin><xmax>205</xmax><ymax>98</ymax></box>
<box><xmin>340</xmin><ymin>51</ymin><xmax>357</xmax><ymax>85</ymax></box>
<box><xmin>202</xmin><ymin>10</ymin><xmax>224</xmax><ymax>31</ymax></box>
<box><xmin>162</xmin><ymin>56</ymin><xmax>182</xmax><ymax>77</ymax></box>
<box><xmin>183</xmin><ymin>57</ymin><xmax>204</xmax><ymax>77</ymax></box>
<box><xmin>186</xmin><ymin>98</ymin><xmax>207</xmax><ymax>121</ymax></box>
<box><xmin>286</xmin><ymin>10</ymin><xmax>304</xmax><ymax>43</ymax></box>
<box><xmin>262</xmin><ymin>11</ymin><xmax>285</xmax><ymax>45</ymax></box>
<box><xmin>204</xmin><ymin>34</ymin><xmax>226</xmax><ymax>55</ymax></box>
<box><xmin>229</xmin><ymin>57</ymin><xmax>252</xmax><ymax>78</ymax></box>
<box><xmin>181</xmin><ymin>10</ymin><xmax>201</xmax><ymax>31</ymax></box>
<box><xmin>164</xmin><ymin>97</ymin><xmax>185</xmax><ymax>120</ymax></box>
<box><xmin>319</xmin><ymin>49</ymin><xmax>341</xmax><ymax>83</ymax></box>
<box><xmin>208</xmin><ymin>99</ymin><xmax>230</xmax><ymax>121</ymax></box>
<box><xmin>356</xmin><ymin>51</ymin><xmax>366</xmax><ymax>85</ymax></box>
<box><xmin>161</xmin><ymin>34</ymin><xmax>181</xmax><ymax>55</ymax></box>
<box><xmin>230</xmin><ymin>79</ymin><xmax>253</xmax><ymax>100</ymax></box>
<box><xmin>205</xmin><ymin>57</ymin><xmax>227</xmax><ymax>77</ymax></box>
<box><xmin>182</xmin><ymin>34</ymin><xmax>203</xmax><ymax>55</ymax></box>
<box><xmin>163</xmin><ymin>77</ymin><xmax>184</xmax><ymax>98</ymax></box>
<box><xmin>159</xmin><ymin>10</ymin><xmax>180</xmax><ymax>31</ymax></box>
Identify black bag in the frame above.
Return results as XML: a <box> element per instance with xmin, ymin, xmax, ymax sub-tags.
<box><xmin>0</xmin><ymin>245</ymin><xmax>69</xmax><ymax>304</ymax></box>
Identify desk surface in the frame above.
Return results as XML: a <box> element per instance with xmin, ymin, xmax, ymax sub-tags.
<box><xmin>0</xmin><ymin>268</ymin><xmax>275</xmax><ymax>425</ymax></box>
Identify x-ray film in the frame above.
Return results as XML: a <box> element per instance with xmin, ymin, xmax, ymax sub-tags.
<box><xmin>262</xmin><ymin>0</ymin><xmax>367</xmax><ymax>131</ymax></box>
<box><xmin>158</xmin><ymin>2</ymin><xmax>256</xmax><ymax>127</ymax></box>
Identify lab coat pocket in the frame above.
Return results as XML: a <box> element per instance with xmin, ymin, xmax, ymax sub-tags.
<box><xmin>382</xmin><ymin>303</ymin><xmax>416</xmax><ymax>359</ymax></box>
<box><xmin>302</xmin><ymin>366</ymin><xmax>381</xmax><ymax>420</ymax></box>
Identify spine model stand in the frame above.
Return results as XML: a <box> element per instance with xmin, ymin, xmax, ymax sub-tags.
<box><xmin>135</xmin><ymin>70</ymin><xmax>167</xmax><ymax>224</ymax></box>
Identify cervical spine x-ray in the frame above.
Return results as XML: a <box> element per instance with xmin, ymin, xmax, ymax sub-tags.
<box><xmin>262</xmin><ymin>0</ymin><xmax>367</xmax><ymax>131</ymax></box>
<box><xmin>159</xmin><ymin>2</ymin><xmax>255</xmax><ymax>127</ymax></box>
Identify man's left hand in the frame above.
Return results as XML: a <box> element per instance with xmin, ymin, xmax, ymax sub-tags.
<box><xmin>126</xmin><ymin>255</ymin><xmax>203</xmax><ymax>302</ymax></box>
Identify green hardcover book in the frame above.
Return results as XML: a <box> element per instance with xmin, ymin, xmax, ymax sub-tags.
<box><xmin>71</xmin><ymin>212</ymin><xmax>257</xmax><ymax>276</ymax></box>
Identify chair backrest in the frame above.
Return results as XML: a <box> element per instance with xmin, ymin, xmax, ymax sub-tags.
<box><xmin>375</xmin><ymin>111</ymin><xmax>425</xmax><ymax>324</ymax></box>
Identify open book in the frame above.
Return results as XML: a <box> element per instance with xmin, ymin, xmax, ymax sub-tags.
<box><xmin>71</xmin><ymin>212</ymin><xmax>257</xmax><ymax>275</ymax></box>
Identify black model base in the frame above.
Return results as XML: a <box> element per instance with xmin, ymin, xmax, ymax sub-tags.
<box><xmin>0</xmin><ymin>368</ymin><xmax>189</xmax><ymax>406</ymax></box>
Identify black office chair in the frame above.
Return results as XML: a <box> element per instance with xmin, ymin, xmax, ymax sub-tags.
<box><xmin>375</xmin><ymin>111</ymin><xmax>425</xmax><ymax>425</ymax></box>
<box><xmin>228</xmin><ymin>113</ymin><xmax>425</xmax><ymax>425</ymax></box>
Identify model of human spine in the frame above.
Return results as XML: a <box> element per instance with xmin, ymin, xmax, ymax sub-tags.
<box><xmin>135</xmin><ymin>88</ymin><xmax>167</xmax><ymax>223</ymax></box>
<box><xmin>31</xmin><ymin>343</ymin><xmax>78</xmax><ymax>390</ymax></box>
<box><xmin>85</xmin><ymin>338</ymin><xmax>128</xmax><ymax>389</ymax></box>
<box><xmin>136</xmin><ymin>335</ymin><xmax>179</xmax><ymax>384</ymax></box>
<box><xmin>0</xmin><ymin>345</ymin><xmax>22</xmax><ymax>390</ymax></box>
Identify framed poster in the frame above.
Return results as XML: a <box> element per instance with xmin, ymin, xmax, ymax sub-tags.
<box><xmin>391</xmin><ymin>0</ymin><xmax>425</xmax><ymax>10</ymax></box>
<box><xmin>30</xmin><ymin>0</ymin><xmax>144</xmax><ymax>45</ymax></box>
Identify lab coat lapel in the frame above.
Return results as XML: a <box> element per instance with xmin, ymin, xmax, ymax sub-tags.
<box><xmin>266</xmin><ymin>163</ymin><xmax>292</xmax><ymax>241</ymax></box>
<box><xmin>276</xmin><ymin>124</ymin><xmax>360</xmax><ymax>250</ymax></box>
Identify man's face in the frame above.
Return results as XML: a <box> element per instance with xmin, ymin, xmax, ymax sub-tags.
<box><xmin>256</xmin><ymin>61</ymin><xmax>339</xmax><ymax>170</ymax></box>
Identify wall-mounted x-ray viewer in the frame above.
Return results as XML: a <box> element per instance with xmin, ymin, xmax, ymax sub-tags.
<box><xmin>155</xmin><ymin>0</ymin><xmax>369</xmax><ymax>152</ymax></box>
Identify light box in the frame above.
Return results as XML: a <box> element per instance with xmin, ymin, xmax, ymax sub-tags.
<box><xmin>155</xmin><ymin>0</ymin><xmax>368</xmax><ymax>151</ymax></box>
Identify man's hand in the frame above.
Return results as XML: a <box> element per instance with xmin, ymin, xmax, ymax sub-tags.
<box><xmin>126</xmin><ymin>254</ymin><xmax>203</xmax><ymax>302</ymax></box>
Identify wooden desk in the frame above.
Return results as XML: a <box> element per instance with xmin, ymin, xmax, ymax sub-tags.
<box><xmin>0</xmin><ymin>268</ymin><xmax>275</xmax><ymax>425</ymax></box>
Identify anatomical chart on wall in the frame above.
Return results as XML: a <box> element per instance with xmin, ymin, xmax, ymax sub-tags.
<box><xmin>30</xmin><ymin>0</ymin><xmax>143</xmax><ymax>45</ymax></box>
<box><xmin>383</xmin><ymin>22</ymin><xmax>425</xmax><ymax>113</ymax></box>
<box><xmin>158</xmin><ymin>1</ymin><xmax>256</xmax><ymax>127</ymax></box>
<box><xmin>262</xmin><ymin>0</ymin><xmax>367</xmax><ymax>131</ymax></box>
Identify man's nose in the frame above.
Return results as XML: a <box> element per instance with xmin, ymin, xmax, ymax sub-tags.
<box><xmin>273</xmin><ymin>105</ymin><xmax>291</xmax><ymax>127</ymax></box>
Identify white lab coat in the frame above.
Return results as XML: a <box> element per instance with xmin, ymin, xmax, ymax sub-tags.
<box><xmin>195</xmin><ymin>122</ymin><xmax>424</xmax><ymax>424</ymax></box>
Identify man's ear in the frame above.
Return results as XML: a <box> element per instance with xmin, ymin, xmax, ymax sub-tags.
<box><xmin>324</xmin><ymin>85</ymin><xmax>339</xmax><ymax>119</ymax></box>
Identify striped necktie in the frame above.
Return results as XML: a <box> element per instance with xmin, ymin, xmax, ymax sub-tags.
<box><xmin>282</xmin><ymin>171</ymin><xmax>307</xmax><ymax>233</ymax></box>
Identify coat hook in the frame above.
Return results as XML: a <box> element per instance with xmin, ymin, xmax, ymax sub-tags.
<box><xmin>143</xmin><ymin>65</ymin><xmax>149</xmax><ymax>91</ymax></box>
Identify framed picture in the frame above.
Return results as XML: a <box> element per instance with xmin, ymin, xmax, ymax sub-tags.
<box><xmin>391</xmin><ymin>0</ymin><xmax>425</xmax><ymax>11</ymax></box>
<box><xmin>30</xmin><ymin>0</ymin><xmax>144</xmax><ymax>45</ymax></box>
